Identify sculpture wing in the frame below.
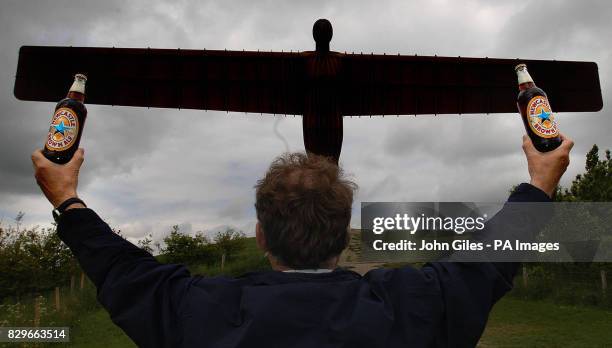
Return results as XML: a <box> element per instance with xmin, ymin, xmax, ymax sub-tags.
<box><xmin>339</xmin><ymin>54</ymin><xmax>603</xmax><ymax>115</ymax></box>
<box><xmin>14</xmin><ymin>46</ymin><xmax>307</xmax><ymax>115</ymax></box>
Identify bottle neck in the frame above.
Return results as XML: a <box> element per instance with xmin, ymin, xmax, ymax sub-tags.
<box><xmin>516</xmin><ymin>68</ymin><xmax>534</xmax><ymax>89</ymax></box>
<box><xmin>67</xmin><ymin>78</ymin><xmax>86</xmax><ymax>102</ymax></box>
<box><xmin>519</xmin><ymin>81</ymin><xmax>535</xmax><ymax>91</ymax></box>
<box><xmin>67</xmin><ymin>91</ymin><xmax>85</xmax><ymax>102</ymax></box>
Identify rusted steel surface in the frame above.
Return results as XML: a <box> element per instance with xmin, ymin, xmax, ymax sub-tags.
<box><xmin>14</xmin><ymin>46</ymin><xmax>602</xmax><ymax>115</ymax></box>
<box><xmin>13</xmin><ymin>19</ymin><xmax>603</xmax><ymax>161</ymax></box>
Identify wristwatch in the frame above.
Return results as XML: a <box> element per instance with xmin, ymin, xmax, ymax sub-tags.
<box><xmin>52</xmin><ymin>197</ymin><xmax>86</xmax><ymax>222</ymax></box>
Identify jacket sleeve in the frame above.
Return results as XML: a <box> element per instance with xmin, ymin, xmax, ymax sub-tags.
<box><xmin>57</xmin><ymin>208</ymin><xmax>191</xmax><ymax>347</ymax></box>
<box><xmin>423</xmin><ymin>183</ymin><xmax>552</xmax><ymax>346</ymax></box>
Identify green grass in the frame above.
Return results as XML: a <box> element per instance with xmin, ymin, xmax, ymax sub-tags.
<box><xmin>480</xmin><ymin>298</ymin><xmax>612</xmax><ymax>347</ymax></box>
<box><xmin>62</xmin><ymin>297</ymin><xmax>612</xmax><ymax>347</ymax></box>
<box><xmin>188</xmin><ymin>237</ymin><xmax>270</xmax><ymax>277</ymax></box>
<box><xmin>66</xmin><ymin>309</ymin><xmax>135</xmax><ymax>348</ymax></box>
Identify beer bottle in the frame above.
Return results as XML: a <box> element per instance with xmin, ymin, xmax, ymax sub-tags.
<box><xmin>515</xmin><ymin>64</ymin><xmax>561</xmax><ymax>152</ymax></box>
<box><xmin>42</xmin><ymin>74</ymin><xmax>88</xmax><ymax>164</ymax></box>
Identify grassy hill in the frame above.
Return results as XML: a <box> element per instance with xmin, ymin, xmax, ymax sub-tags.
<box><xmin>65</xmin><ymin>297</ymin><xmax>612</xmax><ymax>347</ymax></box>
<box><xmin>3</xmin><ymin>236</ymin><xmax>610</xmax><ymax>347</ymax></box>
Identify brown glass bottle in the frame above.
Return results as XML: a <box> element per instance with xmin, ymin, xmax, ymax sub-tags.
<box><xmin>42</xmin><ymin>74</ymin><xmax>88</xmax><ymax>164</ymax></box>
<box><xmin>515</xmin><ymin>64</ymin><xmax>561</xmax><ymax>152</ymax></box>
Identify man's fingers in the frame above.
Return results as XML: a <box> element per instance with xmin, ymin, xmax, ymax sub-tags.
<box><xmin>31</xmin><ymin>149</ymin><xmax>43</xmax><ymax>163</ymax></box>
<box><xmin>523</xmin><ymin>133</ymin><xmax>574</xmax><ymax>155</ymax></box>
<box><xmin>31</xmin><ymin>149</ymin><xmax>50</xmax><ymax>169</ymax></box>
<box><xmin>67</xmin><ymin>148</ymin><xmax>85</xmax><ymax>168</ymax></box>
<box><xmin>559</xmin><ymin>133</ymin><xmax>574</xmax><ymax>152</ymax></box>
<box><xmin>521</xmin><ymin>135</ymin><xmax>537</xmax><ymax>155</ymax></box>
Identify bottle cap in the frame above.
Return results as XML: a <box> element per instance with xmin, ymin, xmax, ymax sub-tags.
<box><xmin>69</xmin><ymin>73</ymin><xmax>87</xmax><ymax>94</ymax></box>
<box><xmin>514</xmin><ymin>64</ymin><xmax>527</xmax><ymax>72</ymax></box>
<box><xmin>74</xmin><ymin>73</ymin><xmax>88</xmax><ymax>81</ymax></box>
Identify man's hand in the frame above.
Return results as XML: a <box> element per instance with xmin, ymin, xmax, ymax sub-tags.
<box><xmin>522</xmin><ymin>134</ymin><xmax>574</xmax><ymax>198</ymax></box>
<box><xmin>32</xmin><ymin>148</ymin><xmax>85</xmax><ymax>208</ymax></box>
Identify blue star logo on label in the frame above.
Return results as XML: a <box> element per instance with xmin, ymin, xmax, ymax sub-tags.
<box><xmin>537</xmin><ymin>109</ymin><xmax>551</xmax><ymax>122</ymax></box>
<box><xmin>53</xmin><ymin>120</ymin><xmax>74</xmax><ymax>136</ymax></box>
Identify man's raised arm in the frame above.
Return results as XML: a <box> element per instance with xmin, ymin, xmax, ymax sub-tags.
<box><xmin>423</xmin><ymin>134</ymin><xmax>574</xmax><ymax>346</ymax></box>
<box><xmin>31</xmin><ymin>148</ymin><xmax>191</xmax><ymax>347</ymax></box>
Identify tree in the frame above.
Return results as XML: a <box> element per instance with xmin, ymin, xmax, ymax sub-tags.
<box><xmin>0</xmin><ymin>217</ymin><xmax>76</xmax><ymax>299</ymax></box>
<box><xmin>14</xmin><ymin>211</ymin><xmax>25</xmax><ymax>231</ymax></box>
<box><xmin>552</xmin><ymin>144</ymin><xmax>612</xmax><ymax>245</ymax></box>
<box><xmin>213</xmin><ymin>228</ymin><xmax>246</xmax><ymax>261</ymax></box>
<box><xmin>549</xmin><ymin>145</ymin><xmax>612</xmax><ymax>291</ymax></box>
<box><xmin>137</xmin><ymin>233</ymin><xmax>154</xmax><ymax>254</ymax></box>
<box><xmin>162</xmin><ymin>225</ymin><xmax>214</xmax><ymax>265</ymax></box>
<box><xmin>556</xmin><ymin>144</ymin><xmax>612</xmax><ymax>201</ymax></box>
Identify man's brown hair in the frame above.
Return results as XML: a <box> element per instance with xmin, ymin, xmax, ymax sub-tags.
<box><xmin>254</xmin><ymin>153</ymin><xmax>357</xmax><ymax>269</ymax></box>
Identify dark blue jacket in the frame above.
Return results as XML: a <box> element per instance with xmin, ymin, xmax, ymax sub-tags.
<box><xmin>57</xmin><ymin>183</ymin><xmax>550</xmax><ymax>347</ymax></box>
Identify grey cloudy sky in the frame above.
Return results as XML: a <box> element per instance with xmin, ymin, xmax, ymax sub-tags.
<box><xmin>0</xmin><ymin>0</ymin><xmax>610</xmax><ymax>244</ymax></box>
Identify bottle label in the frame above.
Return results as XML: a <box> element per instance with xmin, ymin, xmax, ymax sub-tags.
<box><xmin>45</xmin><ymin>107</ymin><xmax>79</xmax><ymax>151</ymax></box>
<box><xmin>526</xmin><ymin>96</ymin><xmax>559</xmax><ymax>138</ymax></box>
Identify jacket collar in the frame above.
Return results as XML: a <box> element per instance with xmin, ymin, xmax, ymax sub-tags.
<box><xmin>236</xmin><ymin>267</ymin><xmax>362</xmax><ymax>285</ymax></box>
